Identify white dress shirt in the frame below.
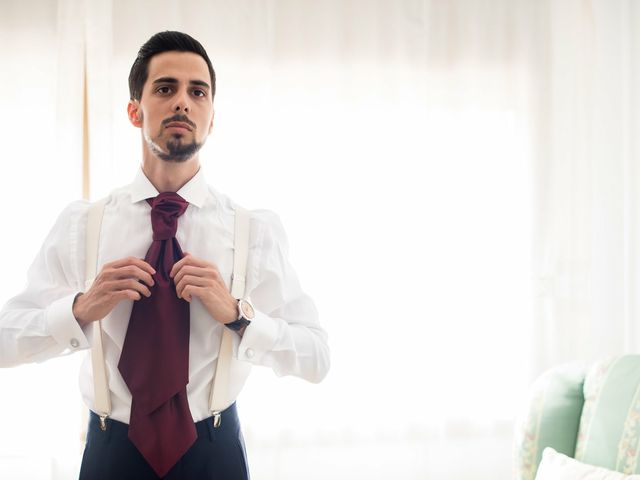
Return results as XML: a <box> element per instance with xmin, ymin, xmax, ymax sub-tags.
<box><xmin>0</xmin><ymin>167</ymin><xmax>329</xmax><ymax>423</ymax></box>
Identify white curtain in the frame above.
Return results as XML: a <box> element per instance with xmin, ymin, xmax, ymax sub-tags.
<box><xmin>1</xmin><ymin>1</ymin><xmax>639</xmax><ymax>479</ymax></box>
<box><xmin>533</xmin><ymin>0</ymin><xmax>640</xmax><ymax>373</ymax></box>
<box><xmin>0</xmin><ymin>2</ymin><xmax>86</xmax><ymax>479</ymax></box>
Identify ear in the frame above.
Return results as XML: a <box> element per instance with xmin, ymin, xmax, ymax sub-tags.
<box><xmin>127</xmin><ymin>100</ymin><xmax>142</xmax><ymax>128</ymax></box>
<box><xmin>207</xmin><ymin>109</ymin><xmax>215</xmax><ymax>135</ymax></box>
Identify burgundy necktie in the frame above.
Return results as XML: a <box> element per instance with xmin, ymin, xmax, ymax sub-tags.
<box><xmin>118</xmin><ymin>192</ymin><xmax>195</xmax><ymax>477</ymax></box>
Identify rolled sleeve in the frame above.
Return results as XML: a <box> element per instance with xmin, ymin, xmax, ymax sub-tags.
<box><xmin>46</xmin><ymin>292</ymin><xmax>90</xmax><ymax>351</ymax></box>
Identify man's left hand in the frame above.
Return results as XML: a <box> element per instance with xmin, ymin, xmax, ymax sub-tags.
<box><xmin>169</xmin><ymin>253</ymin><xmax>237</xmax><ymax>325</ymax></box>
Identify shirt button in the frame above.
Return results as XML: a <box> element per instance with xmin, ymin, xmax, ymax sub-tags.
<box><xmin>245</xmin><ymin>348</ymin><xmax>255</xmax><ymax>359</ymax></box>
<box><xmin>70</xmin><ymin>338</ymin><xmax>80</xmax><ymax>348</ymax></box>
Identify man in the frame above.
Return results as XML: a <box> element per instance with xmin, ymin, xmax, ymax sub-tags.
<box><xmin>0</xmin><ymin>31</ymin><xmax>329</xmax><ymax>479</ymax></box>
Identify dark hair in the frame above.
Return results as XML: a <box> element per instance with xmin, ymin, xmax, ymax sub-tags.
<box><xmin>128</xmin><ymin>31</ymin><xmax>216</xmax><ymax>101</ymax></box>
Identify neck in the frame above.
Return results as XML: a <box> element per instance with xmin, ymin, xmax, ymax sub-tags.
<box><xmin>141</xmin><ymin>153</ymin><xmax>201</xmax><ymax>193</ymax></box>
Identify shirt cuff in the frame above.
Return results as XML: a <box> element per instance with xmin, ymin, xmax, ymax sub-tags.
<box><xmin>46</xmin><ymin>292</ymin><xmax>90</xmax><ymax>351</ymax></box>
<box><xmin>237</xmin><ymin>308</ymin><xmax>278</xmax><ymax>363</ymax></box>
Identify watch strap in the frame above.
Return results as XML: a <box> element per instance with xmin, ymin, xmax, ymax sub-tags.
<box><xmin>225</xmin><ymin>317</ymin><xmax>251</xmax><ymax>331</ymax></box>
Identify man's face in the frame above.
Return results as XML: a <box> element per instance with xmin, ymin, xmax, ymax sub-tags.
<box><xmin>129</xmin><ymin>51</ymin><xmax>214</xmax><ymax>163</ymax></box>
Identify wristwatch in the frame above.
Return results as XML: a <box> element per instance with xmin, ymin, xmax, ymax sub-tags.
<box><xmin>225</xmin><ymin>298</ymin><xmax>255</xmax><ymax>331</ymax></box>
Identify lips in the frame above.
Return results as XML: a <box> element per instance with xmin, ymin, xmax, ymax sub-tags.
<box><xmin>165</xmin><ymin>122</ymin><xmax>193</xmax><ymax>131</ymax></box>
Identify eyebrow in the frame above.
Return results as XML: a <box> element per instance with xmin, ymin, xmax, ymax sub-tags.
<box><xmin>152</xmin><ymin>76</ymin><xmax>211</xmax><ymax>91</ymax></box>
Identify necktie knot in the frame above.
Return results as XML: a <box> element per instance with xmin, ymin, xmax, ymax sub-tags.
<box><xmin>148</xmin><ymin>192</ymin><xmax>189</xmax><ymax>241</ymax></box>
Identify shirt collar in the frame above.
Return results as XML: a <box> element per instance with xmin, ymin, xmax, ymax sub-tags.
<box><xmin>129</xmin><ymin>166</ymin><xmax>209</xmax><ymax>208</ymax></box>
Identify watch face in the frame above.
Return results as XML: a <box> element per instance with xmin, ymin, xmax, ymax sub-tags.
<box><xmin>240</xmin><ymin>300</ymin><xmax>255</xmax><ymax>319</ymax></box>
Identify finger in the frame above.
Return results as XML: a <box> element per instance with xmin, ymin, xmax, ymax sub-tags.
<box><xmin>209</xmin><ymin>262</ymin><xmax>221</xmax><ymax>275</ymax></box>
<box><xmin>173</xmin><ymin>265</ymin><xmax>208</xmax><ymax>285</ymax></box>
<box><xmin>107</xmin><ymin>256</ymin><xmax>156</xmax><ymax>276</ymax></box>
<box><xmin>113</xmin><ymin>290</ymin><xmax>142</xmax><ymax>302</ymax></box>
<box><xmin>125</xmin><ymin>279</ymin><xmax>152</xmax><ymax>297</ymax></box>
<box><xmin>182</xmin><ymin>285</ymin><xmax>207</xmax><ymax>303</ymax></box>
<box><xmin>170</xmin><ymin>254</ymin><xmax>210</xmax><ymax>278</ymax></box>
<box><xmin>169</xmin><ymin>253</ymin><xmax>192</xmax><ymax>279</ymax></box>
<box><xmin>174</xmin><ymin>262</ymin><xmax>222</xmax><ymax>285</ymax></box>
<box><xmin>176</xmin><ymin>274</ymin><xmax>212</xmax><ymax>299</ymax></box>
<box><xmin>112</xmin><ymin>265</ymin><xmax>155</xmax><ymax>287</ymax></box>
<box><xmin>108</xmin><ymin>279</ymin><xmax>152</xmax><ymax>298</ymax></box>
<box><xmin>175</xmin><ymin>274</ymin><xmax>212</xmax><ymax>299</ymax></box>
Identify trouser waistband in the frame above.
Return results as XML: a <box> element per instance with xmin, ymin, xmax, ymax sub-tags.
<box><xmin>88</xmin><ymin>402</ymin><xmax>240</xmax><ymax>442</ymax></box>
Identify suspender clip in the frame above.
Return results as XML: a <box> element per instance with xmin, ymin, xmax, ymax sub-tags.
<box><xmin>212</xmin><ymin>411</ymin><xmax>221</xmax><ymax>428</ymax></box>
<box><xmin>99</xmin><ymin>414</ymin><xmax>108</xmax><ymax>431</ymax></box>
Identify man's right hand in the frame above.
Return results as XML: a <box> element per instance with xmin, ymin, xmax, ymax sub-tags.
<box><xmin>73</xmin><ymin>256</ymin><xmax>156</xmax><ymax>327</ymax></box>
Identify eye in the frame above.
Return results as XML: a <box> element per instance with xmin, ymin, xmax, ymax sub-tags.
<box><xmin>192</xmin><ymin>89</ymin><xmax>206</xmax><ymax>98</ymax></box>
<box><xmin>156</xmin><ymin>86</ymin><xmax>172</xmax><ymax>94</ymax></box>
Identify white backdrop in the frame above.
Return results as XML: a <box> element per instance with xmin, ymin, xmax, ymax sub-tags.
<box><xmin>1</xmin><ymin>1</ymin><xmax>639</xmax><ymax>479</ymax></box>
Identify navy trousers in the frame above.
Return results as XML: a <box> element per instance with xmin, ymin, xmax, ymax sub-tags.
<box><xmin>79</xmin><ymin>403</ymin><xmax>249</xmax><ymax>480</ymax></box>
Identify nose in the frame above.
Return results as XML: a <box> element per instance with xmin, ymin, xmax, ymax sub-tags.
<box><xmin>174</xmin><ymin>103</ymin><xmax>189</xmax><ymax>113</ymax></box>
<box><xmin>172</xmin><ymin>90</ymin><xmax>190</xmax><ymax>113</ymax></box>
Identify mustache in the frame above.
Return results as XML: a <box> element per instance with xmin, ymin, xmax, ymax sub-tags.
<box><xmin>162</xmin><ymin>115</ymin><xmax>196</xmax><ymax>129</ymax></box>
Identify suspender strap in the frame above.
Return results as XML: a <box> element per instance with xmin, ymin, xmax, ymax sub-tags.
<box><xmin>86</xmin><ymin>197</ymin><xmax>110</xmax><ymax>426</ymax></box>
<box><xmin>86</xmin><ymin>199</ymin><xmax>250</xmax><ymax>429</ymax></box>
<box><xmin>230</xmin><ymin>206</ymin><xmax>250</xmax><ymax>300</ymax></box>
<box><xmin>209</xmin><ymin>205</ymin><xmax>250</xmax><ymax>420</ymax></box>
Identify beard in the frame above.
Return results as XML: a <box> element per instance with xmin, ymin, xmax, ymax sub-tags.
<box><xmin>146</xmin><ymin>131</ymin><xmax>203</xmax><ymax>163</ymax></box>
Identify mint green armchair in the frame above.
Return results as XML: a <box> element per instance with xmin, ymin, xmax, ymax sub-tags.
<box><xmin>514</xmin><ymin>356</ymin><xmax>640</xmax><ymax>479</ymax></box>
